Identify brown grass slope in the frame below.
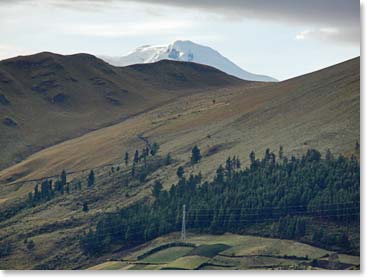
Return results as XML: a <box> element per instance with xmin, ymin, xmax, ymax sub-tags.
<box><xmin>0</xmin><ymin>57</ymin><xmax>358</xmax><ymax>187</ymax></box>
<box><xmin>0</xmin><ymin>57</ymin><xmax>359</xmax><ymax>269</ymax></box>
<box><xmin>0</xmin><ymin>52</ymin><xmax>246</xmax><ymax>170</ymax></box>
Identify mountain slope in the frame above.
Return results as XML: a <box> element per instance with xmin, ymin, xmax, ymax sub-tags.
<box><xmin>101</xmin><ymin>40</ymin><xmax>277</xmax><ymax>82</ymax></box>
<box><xmin>0</xmin><ymin>57</ymin><xmax>359</xmax><ymax>269</ymax></box>
<box><xmin>0</xmin><ymin>57</ymin><xmax>358</xmax><ymax>186</ymax></box>
<box><xmin>0</xmin><ymin>52</ymin><xmax>247</xmax><ymax>170</ymax></box>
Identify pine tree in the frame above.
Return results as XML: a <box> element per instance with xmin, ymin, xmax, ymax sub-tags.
<box><xmin>225</xmin><ymin>157</ymin><xmax>232</xmax><ymax>179</ymax></box>
<box><xmin>165</xmin><ymin>153</ymin><xmax>172</xmax><ymax>165</ymax></box>
<box><xmin>176</xmin><ymin>166</ymin><xmax>184</xmax><ymax>179</ymax></box>
<box><xmin>139</xmin><ymin>170</ymin><xmax>147</xmax><ymax>182</ymax></box>
<box><xmin>249</xmin><ymin>151</ymin><xmax>256</xmax><ymax>165</ymax></box>
<box><xmin>152</xmin><ymin>180</ymin><xmax>163</xmax><ymax>198</ymax></box>
<box><xmin>34</xmin><ymin>184</ymin><xmax>40</xmax><ymax>202</ymax></box>
<box><xmin>61</xmin><ymin>170</ymin><xmax>67</xmax><ymax>187</ymax></box>
<box><xmin>150</xmin><ymin>142</ymin><xmax>159</xmax><ymax>156</ymax></box>
<box><xmin>134</xmin><ymin>150</ymin><xmax>139</xmax><ymax>163</ymax></box>
<box><xmin>265</xmin><ymin>148</ymin><xmax>271</xmax><ymax>162</ymax></box>
<box><xmin>237</xmin><ymin>156</ymin><xmax>241</xmax><ymax>168</ymax></box>
<box><xmin>79</xmin><ymin>147</ymin><xmax>359</xmax><ymax>256</ymax></box>
<box><xmin>83</xmin><ymin>202</ymin><xmax>89</xmax><ymax>212</ymax></box>
<box><xmin>215</xmin><ymin>165</ymin><xmax>224</xmax><ymax>183</ymax></box>
<box><xmin>124</xmin><ymin>152</ymin><xmax>129</xmax><ymax>166</ymax></box>
<box><xmin>191</xmin><ymin>146</ymin><xmax>202</xmax><ymax>164</ymax></box>
<box><xmin>88</xmin><ymin>170</ymin><xmax>95</xmax><ymax>187</ymax></box>
<box><xmin>142</xmin><ymin>148</ymin><xmax>148</xmax><ymax>165</ymax></box>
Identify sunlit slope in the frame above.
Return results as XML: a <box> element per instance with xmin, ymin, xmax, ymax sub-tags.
<box><xmin>0</xmin><ymin>57</ymin><xmax>359</xmax><ymax>198</ymax></box>
<box><xmin>0</xmin><ymin>52</ymin><xmax>244</xmax><ymax>169</ymax></box>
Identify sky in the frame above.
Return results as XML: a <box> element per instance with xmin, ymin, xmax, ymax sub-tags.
<box><xmin>0</xmin><ymin>0</ymin><xmax>360</xmax><ymax>80</ymax></box>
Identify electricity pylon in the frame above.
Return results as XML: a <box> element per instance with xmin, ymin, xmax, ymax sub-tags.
<box><xmin>181</xmin><ymin>204</ymin><xmax>186</xmax><ymax>241</ymax></box>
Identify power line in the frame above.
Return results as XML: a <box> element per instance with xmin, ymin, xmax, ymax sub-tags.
<box><xmin>186</xmin><ymin>201</ymin><xmax>360</xmax><ymax>212</ymax></box>
<box><xmin>76</xmin><ymin>211</ymin><xmax>359</xmax><ymax>241</ymax></box>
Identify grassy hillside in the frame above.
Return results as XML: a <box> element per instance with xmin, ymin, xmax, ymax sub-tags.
<box><xmin>88</xmin><ymin>233</ymin><xmax>359</xmax><ymax>270</ymax></box>
<box><xmin>0</xmin><ymin>57</ymin><xmax>359</xmax><ymax>187</ymax></box>
<box><xmin>0</xmin><ymin>57</ymin><xmax>359</xmax><ymax>269</ymax></box>
<box><xmin>0</xmin><ymin>52</ymin><xmax>246</xmax><ymax>170</ymax></box>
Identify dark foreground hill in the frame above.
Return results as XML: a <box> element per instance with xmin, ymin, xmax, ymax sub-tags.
<box><xmin>0</xmin><ymin>52</ymin><xmax>246</xmax><ymax>170</ymax></box>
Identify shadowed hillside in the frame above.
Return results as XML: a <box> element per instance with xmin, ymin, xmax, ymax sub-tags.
<box><xmin>0</xmin><ymin>52</ymin><xmax>247</xmax><ymax>170</ymax></box>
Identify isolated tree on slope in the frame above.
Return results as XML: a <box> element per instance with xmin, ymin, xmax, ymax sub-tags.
<box><xmin>249</xmin><ymin>151</ymin><xmax>256</xmax><ymax>168</ymax></box>
<box><xmin>134</xmin><ymin>150</ymin><xmax>139</xmax><ymax>163</ymax></box>
<box><xmin>124</xmin><ymin>152</ymin><xmax>129</xmax><ymax>166</ymax></box>
<box><xmin>278</xmin><ymin>145</ymin><xmax>284</xmax><ymax>160</ymax></box>
<box><xmin>177</xmin><ymin>166</ymin><xmax>184</xmax><ymax>179</ymax></box>
<box><xmin>61</xmin><ymin>170</ymin><xmax>67</xmax><ymax>187</ymax></box>
<box><xmin>150</xmin><ymin>142</ymin><xmax>159</xmax><ymax>156</ymax></box>
<box><xmin>191</xmin><ymin>146</ymin><xmax>202</xmax><ymax>165</ymax></box>
<box><xmin>142</xmin><ymin>148</ymin><xmax>148</xmax><ymax>165</ymax></box>
<box><xmin>165</xmin><ymin>153</ymin><xmax>172</xmax><ymax>165</ymax></box>
<box><xmin>88</xmin><ymin>170</ymin><xmax>95</xmax><ymax>187</ymax></box>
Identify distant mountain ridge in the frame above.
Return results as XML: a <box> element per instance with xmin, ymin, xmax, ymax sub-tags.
<box><xmin>101</xmin><ymin>40</ymin><xmax>277</xmax><ymax>82</ymax></box>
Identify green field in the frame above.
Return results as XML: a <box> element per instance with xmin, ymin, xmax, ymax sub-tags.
<box><xmin>141</xmin><ymin>246</ymin><xmax>194</xmax><ymax>264</ymax></box>
<box><xmin>185</xmin><ymin>244</ymin><xmax>230</xmax><ymax>258</ymax></box>
<box><xmin>163</xmin><ymin>255</ymin><xmax>210</xmax><ymax>270</ymax></box>
<box><xmin>88</xmin><ymin>261</ymin><xmax>128</xmax><ymax>270</ymax></box>
<box><xmin>89</xmin><ymin>233</ymin><xmax>360</xmax><ymax>270</ymax></box>
<box><xmin>220</xmin><ymin>236</ymin><xmax>330</xmax><ymax>259</ymax></box>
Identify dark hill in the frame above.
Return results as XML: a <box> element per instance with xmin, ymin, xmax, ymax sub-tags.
<box><xmin>0</xmin><ymin>52</ymin><xmax>248</xmax><ymax>169</ymax></box>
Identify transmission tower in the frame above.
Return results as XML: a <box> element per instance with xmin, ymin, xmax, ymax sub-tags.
<box><xmin>181</xmin><ymin>204</ymin><xmax>186</xmax><ymax>241</ymax></box>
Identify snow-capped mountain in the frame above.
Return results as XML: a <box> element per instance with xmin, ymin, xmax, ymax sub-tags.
<box><xmin>100</xmin><ymin>40</ymin><xmax>277</xmax><ymax>82</ymax></box>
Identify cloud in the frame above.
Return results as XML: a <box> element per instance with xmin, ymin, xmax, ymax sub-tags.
<box><xmin>295</xmin><ymin>28</ymin><xmax>340</xmax><ymax>41</ymax></box>
<box><xmin>295</xmin><ymin>27</ymin><xmax>359</xmax><ymax>45</ymax></box>
<box><xmin>65</xmin><ymin>20</ymin><xmax>192</xmax><ymax>37</ymax></box>
<box><xmin>126</xmin><ymin>0</ymin><xmax>359</xmax><ymax>45</ymax></box>
<box><xmin>0</xmin><ymin>0</ymin><xmax>360</xmax><ymax>45</ymax></box>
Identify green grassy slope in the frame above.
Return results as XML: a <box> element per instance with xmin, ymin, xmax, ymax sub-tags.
<box><xmin>89</xmin><ymin>233</ymin><xmax>359</xmax><ymax>270</ymax></box>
